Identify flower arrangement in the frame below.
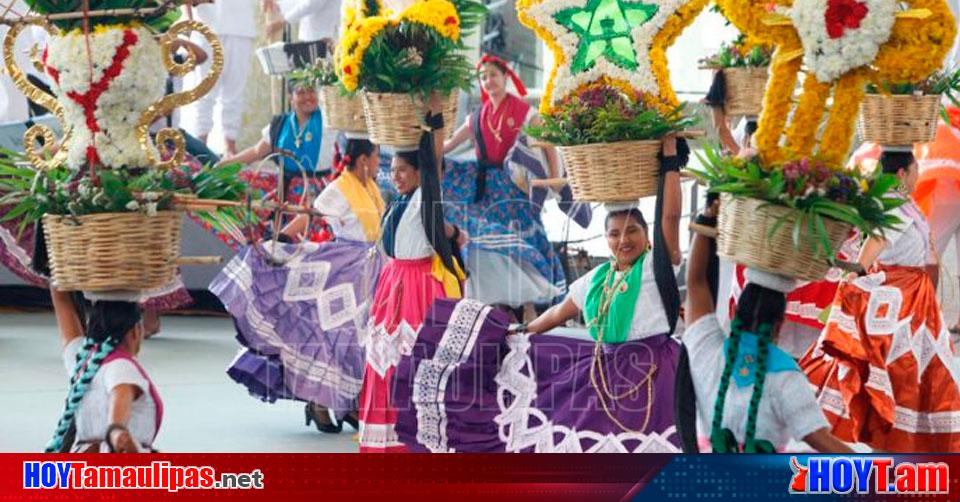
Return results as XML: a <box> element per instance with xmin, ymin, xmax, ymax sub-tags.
<box><xmin>42</xmin><ymin>24</ymin><xmax>167</xmax><ymax>170</ymax></box>
<box><xmin>290</xmin><ymin>58</ymin><xmax>339</xmax><ymax>88</ymax></box>
<box><xmin>867</xmin><ymin>64</ymin><xmax>960</xmax><ymax>100</ymax></box>
<box><xmin>0</xmin><ymin>156</ymin><xmax>249</xmax><ymax>238</ymax></box>
<box><xmin>25</xmin><ymin>0</ymin><xmax>182</xmax><ymax>32</ymax></box>
<box><xmin>700</xmin><ymin>35</ymin><xmax>772</xmax><ymax>69</ymax></box>
<box><xmin>689</xmin><ymin>146</ymin><xmax>904</xmax><ymax>257</ymax></box>
<box><xmin>782</xmin><ymin>0</ymin><xmax>896</xmax><ymax>84</ymax></box>
<box><xmin>525</xmin><ymin>85</ymin><xmax>695</xmax><ymax>146</ymax></box>
<box><xmin>336</xmin><ymin>0</ymin><xmax>475</xmax><ymax>97</ymax></box>
<box><xmin>518</xmin><ymin>0</ymin><xmax>708</xmax><ymax>115</ymax></box>
<box><xmin>715</xmin><ymin>0</ymin><xmax>955</xmax><ymax>165</ymax></box>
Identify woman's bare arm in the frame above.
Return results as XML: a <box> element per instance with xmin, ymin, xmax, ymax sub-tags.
<box><xmin>51</xmin><ymin>288</ymin><xmax>83</xmax><ymax>349</ymax></box>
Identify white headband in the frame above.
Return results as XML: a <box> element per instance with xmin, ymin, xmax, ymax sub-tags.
<box><xmin>745</xmin><ymin>268</ymin><xmax>797</xmax><ymax>293</ymax></box>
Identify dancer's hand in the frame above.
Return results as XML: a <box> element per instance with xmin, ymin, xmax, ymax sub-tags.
<box><xmin>427</xmin><ymin>92</ymin><xmax>445</xmax><ymax>115</ymax></box>
<box><xmin>661</xmin><ymin>134</ymin><xmax>677</xmax><ymax>157</ymax></box>
<box><xmin>108</xmin><ymin>427</ymin><xmax>137</xmax><ymax>453</ymax></box>
<box><xmin>456</xmin><ymin>228</ymin><xmax>469</xmax><ymax>248</ymax></box>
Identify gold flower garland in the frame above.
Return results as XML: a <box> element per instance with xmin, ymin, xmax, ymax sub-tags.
<box><xmin>717</xmin><ymin>0</ymin><xmax>956</xmax><ymax>164</ymax></box>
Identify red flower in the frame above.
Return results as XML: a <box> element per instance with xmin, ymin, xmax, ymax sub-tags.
<box><xmin>343</xmin><ymin>65</ymin><xmax>353</xmax><ymax>75</ymax></box>
<box><xmin>444</xmin><ymin>16</ymin><xmax>458</xmax><ymax>25</ymax></box>
<box><xmin>825</xmin><ymin>0</ymin><xmax>869</xmax><ymax>39</ymax></box>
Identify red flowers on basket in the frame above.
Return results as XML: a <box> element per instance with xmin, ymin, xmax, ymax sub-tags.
<box><xmin>825</xmin><ymin>0</ymin><xmax>869</xmax><ymax>39</ymax></box>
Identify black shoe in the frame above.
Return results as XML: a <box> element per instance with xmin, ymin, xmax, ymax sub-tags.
<box><xmin>304</xmin><ymin>404</ymin><xmax>342</xmax><ymax>433</ymax></box>
<box><xmin>342</xmin><ymin>413</ymin><xmax>359</xmax><ymax>431</ymax></box>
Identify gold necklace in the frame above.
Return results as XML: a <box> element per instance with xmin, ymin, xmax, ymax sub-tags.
<box><xmin>484</xmin><ymin>104</ymin><xmax>507</xmax><ymax>144</ymax></box>
<box><xmin>588</xmin><ymin>261</ymin><xmax>658</xmax><ymax>435</ymax></box>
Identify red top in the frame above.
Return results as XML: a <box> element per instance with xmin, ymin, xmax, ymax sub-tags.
<box><xmin>471</xmin><ymin>93</ymin><xmax>531</xmax><ymax>165</ymax></box>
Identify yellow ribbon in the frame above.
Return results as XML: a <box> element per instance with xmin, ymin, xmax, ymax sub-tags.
<box><xmin>431</xmin><ymin>254</ymin><xmax>465</xmax><ymax>298</ymax></box>
<box><xmin>336</xmin><ymin>170</ymin><xmax>386</xmax><ymax>242</ymax></box>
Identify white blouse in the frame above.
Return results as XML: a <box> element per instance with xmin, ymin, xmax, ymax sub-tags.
<box><xmin>62</xmin><ymin>338</ymin><xmax>157</xmax><ymax>451</ymax></box>
<box><xmin>878</xmin><ymin>200</ymin><xmax>936</xmax><ymax>268</ymax></box>
<box><xmin>684</xmin><ymin>315</ymin><xmax>828</xmax><ymax>450</ymax></box>
<box><xmin>567</xmin><ymin>256</ymin><xmax>670</xmax><ymax>340</ymax></box>
<box><xmin>385</xmin><ymin>187</ymin><xmax>434</xmax><ymax>260</ymax></box>
<box><xmin>313</xmin><ymin>179</ymin><xmax>369</xmax><ymax>242</ymax></box>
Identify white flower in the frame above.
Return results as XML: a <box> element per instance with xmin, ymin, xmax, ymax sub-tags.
<box><xmin>145</xmin><ymin>202</ymin><xmax>157</xmax><ymax>217</ymax></box>
<box><xmin>125</xmin><ymin>200</ymin><xmax>141</xmax><ymax>211</ymax></box>
<box><xmin>45</xmin><ymin>26</ymin><xmax>166</xmax><ymax>170</ymax></box>
<box><xmin>788</xmin><ymin>0</ymin><xmax>896</xmax><ymax>83</ymax></box>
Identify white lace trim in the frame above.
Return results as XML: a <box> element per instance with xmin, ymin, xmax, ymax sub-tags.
<box><xmin>412</xmin><ymin>299</ymin><xmax>489</xmax><ymax>453</ymax></box>
<box><xmin>216</xmin><ymin>257</ymin><xmax>363</xmax><ymax>394</ymax></box>
<box><xmin>359</xmin><ymin>422</ymin><xmax>404</xmax><ymax>449</ymax></box>
<box><xmin>894</xmin><ymin>407</ymin><xmax>960</xmax><ymax>434</ymax></box>
<box><xmin>493</xmin><ymin>334</ymin><xmax>680</xmax><ymax>453</ymax></box>
<box><xmin>359</xmin><ymin>319</ymin><xmax>418</xmax><ymax>378</ymax></box>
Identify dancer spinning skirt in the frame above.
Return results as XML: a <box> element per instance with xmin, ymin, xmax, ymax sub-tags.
<box><xmin>212</xmin><ymin>138</ymin><xmax>385</xmax><ymax>432</ymax></box>
<box><xmin>359</xmin><ymin>103</ymin><xmax>467</xmax><ymax>452</ymax></box>
<box><xmin>393</xmin><ymin>206</ymin><xmax>682</xmax><ymax>452</ymax></box>
<box><xmin>682</xmin><ymin>201</ymin><xmax>851</xmax><ymax>453</ymax></box>
<box><xmin>443</xmin><ymin>55</ymin><xmax>586</xmax><ymax>308</ymax></box>
<box><xmin>802</xmin><ymin>151</ymin><xmax>960</xmax><ymax>451</ymax></box>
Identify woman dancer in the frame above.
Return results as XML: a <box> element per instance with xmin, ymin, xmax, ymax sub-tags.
<box><xmin>802</xmin><ymin>151</ymin><xmax>960</xmax><ymax>451</ymax></box>
<box><xmin>442</xmin><ymin>55</ymin><xmax>572</xmax><ymax>317</ymax></box>
<box><xmin>683</xmin><ymin>201</ymin><xmax>851</xmax><ymax>453</ymax></box>
<box><xmin>391</xmin><ymin>203</ymin><xmax>684</xmax><ymax>453</ymax></box>
<box><xmin>47</xmin><ymin>290</ymin><xmax>162</xmax><ymax>453</ymax></box>
<box><xmin>213</xmin><ymin>137</ymin><xmax>385</xmax><ymax>434</ymax></box>
<box><xmin>358</xmin><ymin>95</ymin><xmax>467</xmax><ymax>452</ymax></box>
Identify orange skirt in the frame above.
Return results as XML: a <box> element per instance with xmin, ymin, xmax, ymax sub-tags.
<box><xmin>801</xmin><ymin>265</ymin><xmax>960</xmax><ymax>452</ymax></box>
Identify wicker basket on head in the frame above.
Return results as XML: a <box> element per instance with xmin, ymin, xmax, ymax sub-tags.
<box><xmin>318</xmin><ymin>86</ymin><xmax>367</xmax><ymax>133</ymax></box>
<box><xmin>722</xmin><ymin>66</ymin><xmax>769</xmax><ymax>117</ymax></box>
<box><xmin>361</xmin><ymin>91</ymin><xmax>459</xmax><ymax>147</ymax></box>
<box><xmin>42</xmin><ymin>211</ymin><xmax>182</xmax><ymax>292</ymax></box>
<box><xmin>717</xmin><ymin>194</ymin><xmax>850</xmax><ymax>281</ymax></box>
<box><xmin>558</xmin><ymin>139</ymin><xmax>662</xmax><ymax>201</ymax></box>
<box><xmin>858</xmin><ymin>93</ymin><xmax>940</xmax><ymax>145</ymax></box>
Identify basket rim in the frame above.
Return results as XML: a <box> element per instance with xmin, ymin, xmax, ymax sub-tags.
<box><xmin>553</xmin><ymin>138</ymin><xmax>667</xmax><ymax>149</ymax></box>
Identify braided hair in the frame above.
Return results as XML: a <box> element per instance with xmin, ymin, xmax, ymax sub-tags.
<box><xmin>709</xmin><ymin>283</ymin><xmax>786</xmax><ymax>452</ymax></box>
<box><xmin>45</xmin><ymin>301</ymin><xmax>142</xmax><ymax>453</ymax></box>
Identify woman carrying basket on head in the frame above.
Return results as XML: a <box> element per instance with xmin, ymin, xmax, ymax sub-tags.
<box><xmin>357</xmin><ymin>94</ymin><xmax>468</xmax><ymax>452</ymax></box>
<box><xmin>801</xmin><ymin>151</ymin><xmax>960</xmax><ymax>452</ymax></box>
<box><xmin>212</xmin><ymin>137</ymin><xmax>385</xmax><ymax>436</ymax></box>
<box><xmin>442</xmin><ymin>55</ymin><xmax>590</xmax><ymax>320</ymax></box>
<box><xmin>682</xmin><ymin>199</ymin><xmax>852</xmax><ymax>453</ymax></box>
<box><xmin>47</xmin><ymin>289</ymin><xmax>162</xmax><ymax>453</ymax></box>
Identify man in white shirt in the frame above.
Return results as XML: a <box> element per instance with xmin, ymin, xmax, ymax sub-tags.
<box><xmin>264</xmin><ymin>0</ymin><xmax>342</xmax><ymax>43</ymax></box>
<box><xmin>183</xmin><ymin>0</ymin><xmax>258</xmax><ymax>156</ymax></box>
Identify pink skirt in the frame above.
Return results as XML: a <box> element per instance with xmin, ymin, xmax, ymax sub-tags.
<box><xmin>358</xmin><ymin>257</ymin><xmax>451</xmax><ymax>452</ymax></box>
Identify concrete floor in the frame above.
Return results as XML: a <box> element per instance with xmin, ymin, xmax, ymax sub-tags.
<box><xmin>0</xmin><ymin>313</ymin><xmax>358</xmax><ymax>453</ymax></box>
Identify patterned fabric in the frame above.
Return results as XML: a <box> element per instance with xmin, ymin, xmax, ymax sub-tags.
<box><xmin>229</xmin><ymin>169</ymin><xmax>332</xmax><ymax>246</ymax></box>
<box><xmin>393</xmin><ymin>298</ymin><xmax>682</xmax><ymax>453</ymax></box>
<box><xmin>210</xmin><ymin>240</ymin><xmax>382</xmax><ymax>417</ymax></box>
<box><xmin>358</xmin><ymin>256</ymin><xmax>459</xmax><ymax>452</ymax></box>
<box><xmin>802</xmin><ymin>265</ymin><xmax>960</xmax><ymax>451</ymax></box>
<box><xmin>443</xmin><ymin>155</ymin><xmax>566</xmax><ymax>302</ymax></box>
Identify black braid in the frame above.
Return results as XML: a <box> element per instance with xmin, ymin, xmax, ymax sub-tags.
<box><xmin>743</xmin><ymin>323</ymin><xmax>772</xmax><ymax>452</ymax></box>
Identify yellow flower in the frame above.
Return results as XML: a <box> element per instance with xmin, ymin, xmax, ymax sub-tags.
<box><xmin>397</xmin><ymin>0</ymin><xmax>461</xmax><ymax>41</ymax></box>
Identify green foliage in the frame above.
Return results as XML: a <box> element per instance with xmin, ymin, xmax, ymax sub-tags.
<box><xmin>687</xmin><ymin>145</ymin><xmax>905</xmax><ymax>259</ymax></box>
<box><xmin>25</xmin><ymin>0</ymin><xmax>181</xmax><ymax>32</ymax></box>
<box><xmin>0</xmin><ymin>154</ymin><xmax>251</xmax><ymax>239</ymax></box>
<box><xmin>291</xmin><ymin>58</ymin><xmax>339</xmax><ymax>88</ymax></box>
<box><xmin>700</xmin><ymin>36</ymin><xmax>772</xmax><ymax>69</ymax></box>
<box><xmin>358</xmin><ymin>22</ymin><xmax>472</xmax><ymax>96</ymax></box>
<box><xmin>525</xmin><ymin>86</ymin><xmax>697</xmax><ymax>145</ymax></box>
<box><xmin>447</xmin><ymin>0</ymin><xmax>487</xmax><ymax>36</ymax></box>
<box><xmin>867</xmin><ymin>65</ymin><xmax>960</xmax><ymax>126</ymax></box>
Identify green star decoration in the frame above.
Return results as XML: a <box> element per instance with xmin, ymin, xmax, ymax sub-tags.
<box><xmin>554</xmin><ymin>0</ymin><xmax>659</xmax><ymax>74</ymax></box>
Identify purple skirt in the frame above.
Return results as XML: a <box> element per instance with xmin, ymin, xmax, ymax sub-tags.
<box><xmin>210</xmin><ymin>240</ymin><xmax>382</xmax><ymax>417</ymax></box>
<box><xmin>393</xmin><ymin>299</ymin><xmax>681</xmax><ymax>452</ymax></box>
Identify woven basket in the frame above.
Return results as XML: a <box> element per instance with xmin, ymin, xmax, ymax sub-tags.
<box><xmin>318</xmin><ymin>86</ymin><xmax>366</xmax><ymax>133</ymax></box>
<box><xmin>558</xmin><ymin>139</ymin><xmax>662</xmax><ymax>201</ymax></box>
<box><xmin>722</xmin><ymin>67</ymin><xmax>769</xmax><ymax>117</ymax></box>
<box><xmin>361</xmin><ymin>91</ymin><xmax>459</xmax><ymax>147</ymax></box>
<box><xmin>858</xmin><ymin>93</ymin><xmax>940</xmax><ymax>145</ymax></box>
<box><xmin>717</xmin><ymin>194</ymin><xmax>851</xmax><ymax>281</ymax></box>
<box><xmin>43</xmin><ymin>211</ymin><xmax>182</xmax><ymax>292</ymax></box>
